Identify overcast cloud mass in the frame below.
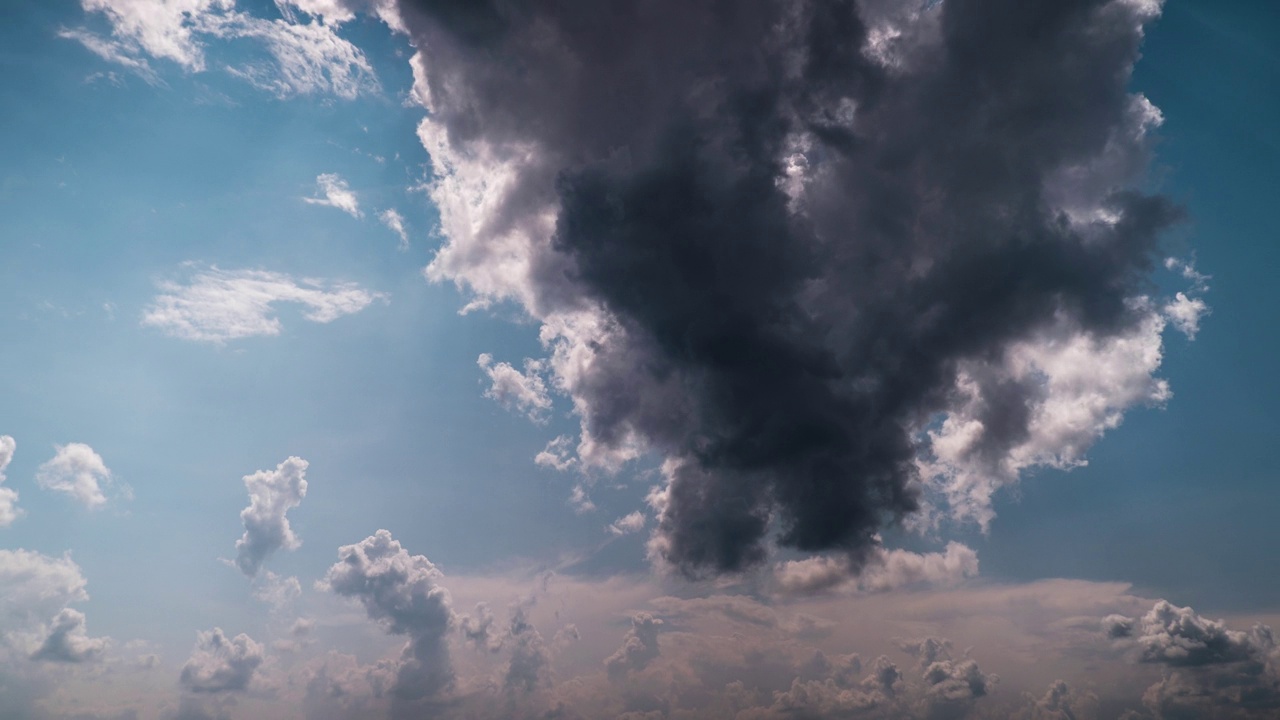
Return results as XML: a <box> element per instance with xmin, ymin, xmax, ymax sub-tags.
<box><xmin>0</xmin><ymin>0</ymin><xmax>1273</xmax><ymax>717</ymax></box>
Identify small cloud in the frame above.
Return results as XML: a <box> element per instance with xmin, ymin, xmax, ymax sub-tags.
<box><xmin>142</xmin><ymin>265</ymin><xmax>384</xmax><ymax>343</ymax></box>
<box><xmin>379</xmin><ymin>208</ymin><xmax>409</xmax><ymax>250</ymax></box>
<box><xmin>304</xmin><ymin>173</ymin><xmax>362</xmax><ymax>217</ymax></box>
<box><xmin>36</xmin><ymin>443</ymin><xmax>114</xmax><ymax>508</ymax></box>
<box><xmin>235</xmin><ymin>457</ymin><xmax>309</xmax><ymax>577</ymax></box>
<box><xmin>607</xmin><ymin>511</ymin><xmax>646</xmax><ymax>536</ymax></box>
<box><xmin>477</xmin><ymin>354</ymin><xmax>552</xmax><ymax>423</ymax></box>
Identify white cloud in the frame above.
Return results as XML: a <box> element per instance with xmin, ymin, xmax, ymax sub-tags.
<box><xmin>477</xmin><ymin>354</ymin><xmax>552</xmax><ymax>423</ymax></box>
<box><xmin>607</xmin><ymin>511</ymin><xmax>646</xmax><ymax>537</ymax></box>
<box><xmin>322</xmin><ymin>530</ymin><xmax>456</xmax><ymax>701</ymax></box>
<box><xmin>1165</xmin><ymin>291</ymin><xmax>1209</xmax><ymax>339</ymax></box>
<box><xmin>234</xmin><ymin>457</ymin><xmax>308</xmax><ymax>577</ymax></box>
<box><xmin>65</xmin><ymin>0</ymin><xmax>377</xmax><ymax>97</ymax></box>
<box><xmin>142</xmin><ymin>266</ymin><xmax>383</xmax><ymax>343</ymax></box>
<box><xmin>0</xmin><ymin>549</ymin><xmax>89</xmax><ymax>624</ymax></box>
<box><xmin>303</xmin><ymin>173</ymin><xmax>361</xmax><ymax>217</ymax></box>
<box><xmin>36</xmin><ymin>443</ymin><xmax>113</xmax><ymax>508</ymax></box>
<box><xmin>179</xmin><ymin>627</ymin><xmax>265</xmax><ymax>693</ymax></box>
<box><xmin>378</xmin><ymin>208</ymin><xmax>409</xmax><ymax>250</ymax></box>
<box><xmin>0</xmin><ymin>435</ymin><xmax>21</xmax><ymax>526</ymax></box>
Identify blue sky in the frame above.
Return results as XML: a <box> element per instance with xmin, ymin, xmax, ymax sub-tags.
<box><xmin>0</xmin><ymin>1</ymin><xmax>1277</xmax><ymax>719</ymax></box>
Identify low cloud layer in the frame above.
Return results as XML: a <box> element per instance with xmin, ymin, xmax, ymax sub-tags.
<box><xmin>143</xmin><ymin>266</ymin><xmax>383</xmax><ymax>343</ymax></box>
<box><xmin>234</xmin><ymin>456</ymin><xmax>309</xmax><ymax>578</ymax></box>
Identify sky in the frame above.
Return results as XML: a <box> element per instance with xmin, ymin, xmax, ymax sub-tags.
<box><xmin>0</xmin><ymin>0</ymin><xmax>1277</xmax><ymax>718</ymax></box>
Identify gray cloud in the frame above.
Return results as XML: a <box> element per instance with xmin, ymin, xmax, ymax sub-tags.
<box><xmin>503</xmin><ymin>603</ymin><xmax>551</xmax><ymax>694</ymax></box>
<box><xmin>1106</xmin><ymin>600</ymin><xmax>1280</xmax><ymax>719</ymax></box>
<box><xmin>234</xmin><ymin>457</ymin><xmax>309</xmax><ymax>578</ymax></box>
<box><xmin>605</xmin><ymin>613</ymin><xmax>663</xmax><ymax>680</ymax></box>
<box><xmin>30</xmin><ymin>608</ymin><xmax>109</xmax><ymax>663</ymax></box>
<box><xmin>322</xmin><ymin>529</ymin><xmax>455</xmax><ymax>702</ymax></box>
<box><xmin>178</xmin><ymin>628</ymin><xmax>265</xmax><ymax>694</ymax></box>
<box><xmin>387</xmin><ymin>0</ymin><xmax>1184</xmax><ymax>576</ymax></box>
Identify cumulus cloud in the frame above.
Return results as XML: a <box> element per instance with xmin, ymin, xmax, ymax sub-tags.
<box><xmin>304</xmin><ymin>173</ymin><xmax>362</xmax><ymax>217</ymax></box>
<box><xmin>142</xmin><ymin>266</ymin><xmax>383</xmax><ymax>343</ymax></box>
<box><xmin>36</xmin><ymin>443</ymin><xmax>113</xmax><ymax>508</ymax></box>
<box><xmin>605</xmin><ymin>613</ymin><xmax>662</xmax><ymax>680</ymax></box>
<box><xmin>477</xmin><ymin>354</ymin><xmax>552</xmax><ymax>423</ymax></box>
<box><xmin>65</xmin><ymin>0</ymin><xmax>377</xmax><ymax>97</ymax></box>
<box><xmin>0</xmin><ymin>549</ymin><xmax>89</xmax><ymax>627</ymax></box>
<box><xmin>379</xmin><ymin>208</ymin><xmax>410</xmax><ymax>249</ymax></box>
<box><xmin>179</xmin><ymin>628</ymin><xmax>265</xmax><ymax>693</ymax></box>
<box><xmin>388</xmin><ymin>0</ymin><xmax>1192</xmax><ymax>576</ymax></box>
<box><xmin>1106</xmin><ymin>600</ymin><xmax>1280</xmax><ymax>718</ymax></box>
<box><xmin>30</xmin><ymin>608</ymin><xmax>109</xmax><ymax>664</ymax></box>
<box><xmin>503</xmin><ymin>603</ymin><xmax>551</xmax><ymax>694</ymax></box>
<box><xmin>234</xmin><ymin>456</ymin><xmax>309</xmax><ymax>578</ymax></box>
<box><xmin>0</xmin><ymin>435</ymin><xmax>20</xmax><ymax>525</ymax></box>
<box><xmin>322</xmin><ymin>530</ymin><xmax>455</xmax><ymax>701</ymax></box>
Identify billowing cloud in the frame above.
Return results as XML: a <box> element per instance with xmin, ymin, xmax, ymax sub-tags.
<box><xmin>503</xmin><ymin>603</ymin><xmax>550</xmax><ymax>694</ymax></box>
<box><xmin>234</xmin><ymin>456</ymin><xmax>309</xmax><ymax>578</ymax></box>
<box><xmin>1106</xmin><ymin>600</ymin><xmax>1280</xmax><ymax>718</ymax></box>
<box><xmin>178</xmin><ymin>627</ymin><xmax>265</xmax><ymax>693</ymax></box>
<box><xmin>304</xmin><ymin>173</ymin><xmax>362</xmax><ymax>217</ymax></box>
<box><xmin>0</xmin><ymin>549</ymin><xmax>89</xmax><ymax>625</ymax></box>
<box><xmin>0</xmin><ymin>435</ymin><xmax>20</xmax><ymax>526</ymax></box>
<box><xmin>30</xmin><ymin>608</ymin><xmax>109</xmax><ymax>664</ymax></box>
<box><xmin>143</xmin><ymin>266</ymin><xmax>383</xmax><ymax>343</ymax></box>
<box><xmin>385</xmin><ymin>0</ymin><xmax>1195</xmax><ymax>577</ymax></box>
<box><xmin>65</xmin><ymin>0</ymin><xmax>377</xmax><ymax>97</ymax></box>
<box><xmin>322</xmin><ymin>530</ymin><xmax>455</xmax><ymax>701</ymax></box>
<box><xmin>476</xmin><ymin>354</ymin><xmax>552</xmax><ymax>423</ymax></box>
<box><xmin>379</xmin><ymin>208</ymin><xmax>410</xmax><ymax>250</ymax></box>
<box><xmin>36</xmin><ymin>443</ymin><xmax>113</xmax><ymax>508</ymax></box>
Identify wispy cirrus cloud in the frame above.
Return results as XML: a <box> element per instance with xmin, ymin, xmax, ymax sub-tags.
<box><xmin>62</xmin><ymin>0</ymin><xmax>377</xmax><ymax>98</ymax></box>
<box><xmin>142</xmin><ymin>265</ymin><xmax>384</xmax><ymax>344</ymax></box>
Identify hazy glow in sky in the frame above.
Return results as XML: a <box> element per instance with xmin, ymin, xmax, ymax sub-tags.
<box><xmin>1</xmin><ymin>0</ymin><xmax>1278</xmax><ymax>718</ymax></box>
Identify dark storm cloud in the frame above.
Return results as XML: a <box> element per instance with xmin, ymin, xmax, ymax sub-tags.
<box><xmin>396</xmin><ymin>0</ymin><xmax>1175</xmax><ymax>574</ymax></box>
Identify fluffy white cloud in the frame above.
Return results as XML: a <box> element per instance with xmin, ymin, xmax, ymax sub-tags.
<box><xmin>477</xmin><ymin>354</ymin><xmax>552</xmax><ymax>423</ymax></box>
<box><xmin>30</xmin><ymin>608</ymin><xmax>109</xmax><ymax>664</ymax></box>
<box><xmin>379</xmin><ymin>208</ymin><xmax>409</xmax><ymax>250</ymax></box>
<box><xmin>142</xmin><ymin>266</ymin><xmax>383</xmax><ymax>343</ymax></box>
<box><xmin>234</xmin><ymin>456</ymin><xmax>309</xmax><ymax>577</ymax></box>
<box><xmin>1165</xmin><ymin>291</ymin><xmax>1209</xmax><ymax>339</ymax></box>
<box><xmin>322</xmin><ymin>530</ymin><xmax>455</xmax><ymax>701</ymax></box>
<box><xmin>65</xmin><ymin>0</ymin><xmax>377</xmax><ymax>97</ymax></box>
<box><xmin>0</xmin><ymin>435</ymin><xmax>20</xmax><ymax>526</ymax></box>
<box><xmin>304</xmin><ymin>173</ymin><xmax>362</xmax><ymax>217</ymax></box>
<box><xmin>36</xmin><ymin>443</ymin><xmax>113</xmax><ymax>508</ymax></box>
<box><xmin>179</xmin><ymin>627</ymin><xmax>265</xmax><ymax>693</ymax></box>
<box><xmin>0</xmin><ymin>549</ymin><xmax>89</xmax><ymax>624</ymax></box>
